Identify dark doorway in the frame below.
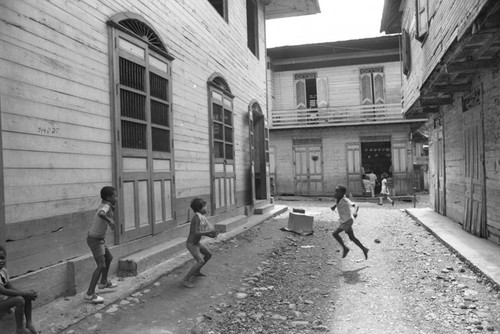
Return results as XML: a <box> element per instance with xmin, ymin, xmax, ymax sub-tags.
<box><xmin>361</xmin><ymin>141</ymin><xmax>392</xmax><ymax>194</ymax></box>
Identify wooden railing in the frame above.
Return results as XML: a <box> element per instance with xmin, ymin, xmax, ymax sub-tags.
<box><xmin>269</xmin><ymin>103</ymin><xmax>422</xmax><ymax>129</ymax></box>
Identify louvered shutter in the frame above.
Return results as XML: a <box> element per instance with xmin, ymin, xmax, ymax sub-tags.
<box><xmin>360</xmin><ymin>73</ymin><xmax>373</xmax><ymax>105</ymax></box>
<box><xmin>295</xmin><ymin>79</ymin><xmax>306</xmax><ymax>109</ymax></box>
<box><xmin>316</xmin><ymin>77</ymin><xmax>328</xmax><ymax>108</ymax></box>
<box><xmin>373</xmin><ymin>72</ymin><xmax>385</xmax><ymax>104</ymax></box>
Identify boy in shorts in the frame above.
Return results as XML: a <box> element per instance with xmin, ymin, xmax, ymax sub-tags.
<box><xmin>84</xmin><ymin>186</ymin><xmax>118</xmax><ymax>304</ymax></box>
<box><xmin>182</xmin><ymin>198</ymin><xmax>218</xmax><ymax>288</ymax></box>
<box><xmin>331</xmin><ymin>185</ymin><xmax>369</xmax><ymax>260</ymax></box>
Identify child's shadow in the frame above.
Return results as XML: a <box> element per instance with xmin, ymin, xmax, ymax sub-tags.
<box><xmin>339</xmin><ymin>266</ymin><xmax>369</xmax><ymax>285</ymax></box>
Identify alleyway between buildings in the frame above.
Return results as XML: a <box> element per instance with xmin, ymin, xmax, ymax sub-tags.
<box><xmin>41</xmin><ymin>196</ymin><xmax>500</xmax><ymax>334</ymax></box>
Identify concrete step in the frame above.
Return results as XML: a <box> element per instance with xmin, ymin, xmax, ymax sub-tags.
<box><xmin>254</xmin><ymin>203</ymin><xmax>274</xmax><ymax>215</ymax></box>
<box><xmin>214</xmin><ymin>215</ymin><xmax>248</xmax><ymax>233</ymax></box>
<box><xmin>118</xmin><ymin>237</ymin><xmax>186</xmax><ymax>277</ymax></box>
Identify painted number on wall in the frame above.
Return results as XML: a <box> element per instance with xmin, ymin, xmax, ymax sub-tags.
<box><xmin>38</xmin><ymin>127</ymin><xmax>60</xmax><ymax>135</ymax></box>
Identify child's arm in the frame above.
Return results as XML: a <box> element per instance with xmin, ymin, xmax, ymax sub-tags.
<box><xmin>352</xmin><ymin>203</ymin><xmax>359</xmax><ymax>218</ymax></box>
<box><xmin>98</xmin><ymin>207</ymin><xmax>115</xmax><ymax>231</ymax></box>
<box><xmin>191</xmin><ymin>216</ymin><xmax>218</xmax><ymax>238</ymax></box>
<box><xmin>0</xmin><ymin>282</ymin><xmax>37</xmax><ymax>300</ymax></box>
<box><xmin>330</xmin><ymin>203</ymin><xmax>337</xmax><ymax>211</ymax></box>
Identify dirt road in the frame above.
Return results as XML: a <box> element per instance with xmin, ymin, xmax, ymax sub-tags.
<box><xmin>61</xmin><ymin>197</ymin><xmax>500</xmax><ymax>334</ymax></box>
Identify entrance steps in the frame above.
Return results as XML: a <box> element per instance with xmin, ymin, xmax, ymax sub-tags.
<box><xmin>214</xmin><ymin>215</ymin><xmax>247</xmax><ymax>233</ymax></box>
<box><xmin>118</xmin><ymin>237</ymin><xmax>186</xmax><ymax>277</ymax></box>
<box><xmin>254</xmin><ymin>200</ymin><xmax>274</xmax><ymax>215</ymax></box>
<box><xmin>118</xmin><ymin>214</ymin><xmax>248</xmax><ymax>277</ymax></box>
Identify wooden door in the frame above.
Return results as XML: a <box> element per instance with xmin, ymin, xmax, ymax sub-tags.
<box><xmin>346</xmin><ymin>143</ymin><xmax>362</xmax><ymax>196</ymax></box>
<box><xmin>392</xmin><ymin>141</ymin><xmax>411</xmax><ymax>195</ymax></box>
<box><xmin>463</xmin><ymin>90</ymin><xmax>486</xmax><ymax>237</ymax></box>
<box><xmin>293</xmin><ymin>140</ymin><xmax>323</xmax><ymax>196</ymax></box>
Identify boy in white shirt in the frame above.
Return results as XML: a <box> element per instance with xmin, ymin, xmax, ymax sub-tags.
<box><xmin>331</xmin><ymin>185</ymin><xmax>369</xmax><ymax>260</ymax></box>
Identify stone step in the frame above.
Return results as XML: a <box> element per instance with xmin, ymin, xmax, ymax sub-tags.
<box><xmin>214</xmin><ymin>215</ymin><xmax>248</xmax><ymax>233</ymax></box>
<box><xmin>254</xmin><ymin>203</ymin><xmax>274</xmax><ymax>215</ymax></box>
<box><xmin>118</xmin><ymin>237</ymin><xmax>186</xmax><ymax>277</ymax></box>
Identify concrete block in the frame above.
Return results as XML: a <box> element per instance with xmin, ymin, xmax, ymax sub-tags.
<box><xmin>287</xmin><ymin>212</ymin><xmax>314</xmax><ymax>234</ymax></box>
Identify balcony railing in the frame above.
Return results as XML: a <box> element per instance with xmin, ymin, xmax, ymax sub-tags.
<box><xmin>270</xmin><ymin>103</ymin><xmax>418</xmax><ymax>129</ymax></box>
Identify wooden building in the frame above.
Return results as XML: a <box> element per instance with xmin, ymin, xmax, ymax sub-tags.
<box><xmin>267</xmin><ymin>36</ymin><xmax>427</xmax><ymax>197</ymax></box>
<box><xmin>381</xmin><ymin>0</ymin><xmax>500</xmax><ymax>244</ymax></box>
<box><xmin>0</xmin><ymin>0</ymin><xmax>320</xmax><ymax>306</ymax></box>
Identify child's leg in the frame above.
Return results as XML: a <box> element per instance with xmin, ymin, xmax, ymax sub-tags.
<box><xmin>87</xmin><ymin>255</ymin><xmax>106</xmax><ymax>295</ymax></box>
<box><xmin>0</xmin><ymin>296</ymin><xmax>29</xmax><ymax>333</ymax></box>
<box><xmin>346</xmin><ymin>228</ymin><xmax>369</xmax><ymax>260</ymax></box>
<box><xmin>22</xmin><ymin>296</ymin><xmax>37</xmax><ymax>334</ymax></box>
<box><xmin>99</xmin><ymin>246</ymin><xmax>113</xmax><ymax>285</ymax></box>
<box><xmin>332</xmin><ymin>227</ymin><xmax>349</xmax><ymax>257</ymax></box>
<box><xmin>182</xmin><ymin>244</ymin><xmax>204</xmax><ymax>287</ymax></box>
<box><xmin>194</xmin><ymin>244</ymin><xmax>212</xmax><ymax>276</ymax></box>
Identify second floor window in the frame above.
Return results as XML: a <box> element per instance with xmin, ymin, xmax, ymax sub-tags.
<box><xmin>360</xmin><ymin>67</ymin><xmax>385</xmax><ymax>105</ymax></box>
<box><xmin>208</xmin><ymin>0</ymin><xmax>228</xmax><ymax>21</ymax></box>
<box><xmin>416</xmin><ymin>0</ymin><xmax>428</xmax><ymax>41</ymax></box>
<box><xmin>294</xmin><ymin>73</ymin><xmax>328</xmax><ymax>109</ymax></box>
<box><xmin>247</xmin><ymin>0</ymin><xmax>258</xmax><ymax>57</ymax></box>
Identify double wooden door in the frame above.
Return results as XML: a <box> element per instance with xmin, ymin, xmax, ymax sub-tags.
<box><xmin>293</xmin><ymin>140</ymin><xmax>323</xmax><ymax>196</ymax></box>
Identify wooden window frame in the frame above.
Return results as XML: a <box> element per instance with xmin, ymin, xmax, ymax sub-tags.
<box><xmin>360</xmin><ymin>67</ymin><xmax>385</xmax><ymax>105</ymax></box>
<box><xmin>415</xmin><ymin>0</ymin><xmax>429</xmax><ymax>42</ymax></box>
<box><xmin>209</xmin><ymin>85</ymin><xmax>235</xmax><ymax>163</ymax></box>
<box><xmin>207</xmin><ymin>0</ymin><xmax>229</xmax><ymax>22</ymax></box>
<box><xmin>246</xmin><ymin>0</ymin><xmax>259</xmax><ymax>57</ymax></box>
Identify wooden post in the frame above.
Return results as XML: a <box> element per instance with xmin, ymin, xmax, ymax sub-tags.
<box><xmin>0</xmin><ymin>96</ymin><xmax>5</xmax><ymax>249</ymax></box>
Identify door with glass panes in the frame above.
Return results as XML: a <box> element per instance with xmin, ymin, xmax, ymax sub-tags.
<box><xmin>209</xmin><ymin>79</ymin><xmax>236</xmax><ymax>215</ymax></box>
<box><xmin>111</xmin><ymin>21</ymin><xmax>175</xmax><ymax>243</ymax></box>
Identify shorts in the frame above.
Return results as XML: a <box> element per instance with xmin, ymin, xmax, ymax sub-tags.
<box><xmin>186</xmin><ymin>242</ymin><xmax>212</xmax><ymax>262</ymax></box>
<box><xmin>339</xmin><ymin>219</ymin><xmax>354</xmax><ymax>232</ymax></box>
<box><xmin>87</xmin><ymin>236</ymin><xmax>107</xmax><ymax>258</ymax></box>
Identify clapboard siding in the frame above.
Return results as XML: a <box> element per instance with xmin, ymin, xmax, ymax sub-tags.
<box><xmin>272</xmin><ymin>61</ymin><xmax>402</xmax><ymax>110</ymax></box>
<box><xmin>1</xmin><ymin>0</ymin><xmax>272</xmax><ymax>279</ymax></box>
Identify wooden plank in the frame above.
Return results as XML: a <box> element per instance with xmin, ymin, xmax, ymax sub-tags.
<box><xmin>4</xmin><ymin>169</ymin><xmax>111</xmax><ymax>187</ymax></box>
<box><xmin>2</xmin><ymin>150</ymin><xmax>111</xmax><ymax>169</ymax></box>
<box><xmin>0</xmin><ymin>96</ymin><xmax>5</xmax><ymax>249</ymax></box>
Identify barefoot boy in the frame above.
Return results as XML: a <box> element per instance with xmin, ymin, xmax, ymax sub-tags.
<box><xmin>182</xmin><ymin>198</ymin><xmax>218</xmax><ymax>288</ymax></box>
<box><xmin>330</xmin><ymin>185</ymin><xmax>369</xmax><ymax>260</ymax></box>
<box><xmin>0</xmin><ymin>245</ymin><xmax>38</xmax><ymax>334</ymax></box>
<box><xmin>84</xmin><ymin>186</ymin><xmax>118</xmax><ymax>304</ymax></box>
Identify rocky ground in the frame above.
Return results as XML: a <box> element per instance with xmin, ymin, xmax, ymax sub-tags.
<box><xmin>59</xmin><ymin>195</ymin><xmax>500</xmax><ymax>334</ymax></box>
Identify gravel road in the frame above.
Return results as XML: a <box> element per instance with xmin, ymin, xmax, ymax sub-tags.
<box><xmin>61</xmin><ymin>196</ymin><xmax>500</xmax><ymax>334</ymax></box>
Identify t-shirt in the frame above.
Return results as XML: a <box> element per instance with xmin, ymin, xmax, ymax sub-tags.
<box><xmin>0</xmin><ymin>267</ymin><xmax>9</xmax><ymax>301</ymax></box>
<box><xmin>88</xmin><ymin>201</ymin><xmax>115</xmax><ymax>239</ymax></box>
<box><xmin>196</xmin><ymin>212</ymin><xmax>213</xmax><ymax>233</ymax></box>
<box><xmin>337</xmin><ymin>197</ymin><xmax>355</xmax><ymax>223</ymax></box>
<box><xmin>381</xmin><ymin>178</ymin><xmax>389</xmax><ymax>194</ymax></box>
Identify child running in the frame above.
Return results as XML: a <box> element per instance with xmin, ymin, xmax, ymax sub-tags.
<box><xmin>182</xmin><ymin>198</ymin><xmax>218</xmax><ymax>288</ymax></box>
<box><xmin>330</xmin><ymin>185</ymin><xmax>369</xmax><ymax>260</ymax></box>
<box><xmin>84</xmin><ymin>186</ymin><xmax>118</xmax><ymax>304</ymax></box>
<box><xmin>0</xmin><ymin>245</ymin><xmax>38</xmax><ymax>334</ymax></box>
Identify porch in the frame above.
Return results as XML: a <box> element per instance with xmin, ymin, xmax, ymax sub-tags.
<box><xmin>269</xmin><ymin>103</ymin><xmax>425</xmax><ymax>129</ymax></box>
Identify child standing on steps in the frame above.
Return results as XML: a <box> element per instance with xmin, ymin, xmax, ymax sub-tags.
<box><xmin>182</xmin><ymin>198</ymin><xmax>218</xmax><ymax>288</ymax></box>
<box><xmin>0</xmin><ymin>245</ymin><xmax>38</xmax><ymax>334</ymax></box>
<box><xmin>330</xmin><ymin>185</ymin><xmax>369</xmax><ymax>260</ymax></box>
<box><xmin>84</xmin><ymin>186</ymin><xmax>118</xmax><ymax>304</ymax></box>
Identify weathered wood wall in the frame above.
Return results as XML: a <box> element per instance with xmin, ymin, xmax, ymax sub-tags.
<box><xmin>401</xmin><ymin>0</ymin><xmax>489</xmax><ymax>113</ymax></box>
<box><xmin>1</xmin><ymin>0</ymin><xmax>268</xmax><ymax>276</ymax></box>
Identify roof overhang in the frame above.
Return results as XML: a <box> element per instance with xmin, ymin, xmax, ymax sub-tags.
<box><xmin>409</xmin><ymin>0</ymin><xmax>500</xmax><ymax>116</ymax></box>
<box><xmin>380</xmin><ymin>0</ymin><xmax>402</xmax><ymax>34</ymax></box>
<box><xmin>264</xmin><ymin>0</ymin><xmax>321</xmax><ymax>20</ymax></box>
<box><xmin>267</xmin><ymin>35</ymin><xmax>401</xmax><ymax>71</ymax></box>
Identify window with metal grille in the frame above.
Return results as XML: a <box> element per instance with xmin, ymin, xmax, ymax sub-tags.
<box><xmin>117</xmin><ymin>35</ymin><xmax>171</xmax><ymax>154</ymax></box>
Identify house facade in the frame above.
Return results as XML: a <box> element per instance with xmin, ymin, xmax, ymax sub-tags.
<box><xmin>267</xmin><ymin>36</ymin><xmax>427</xmax><ymax>197</ymax></box>
<box><xmin>381</xmin><ymin>0</ymin><xmax>500</xmax><ymax>244</ymax></box>
<box><xmin>0</xmin><ymin>0</ymin><xmax>320</xmax><ymax>306</ymax></box>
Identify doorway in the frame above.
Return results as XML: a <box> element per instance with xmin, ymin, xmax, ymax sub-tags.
<box><xmin>361</xmin><ymin>141</ymin><xmax>392</xmax><ymax>194</ymax></box>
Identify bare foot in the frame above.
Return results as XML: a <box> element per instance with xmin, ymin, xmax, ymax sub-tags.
<box><xmin>342</xmin><ymin>247</ymin><xmax>350</xmax><ymax>258</ymax></box>
<box><xmin>182</xmin><ymin>280</ymin><xmax>194</xmax><ymax>288</ymax></box>
<box><xmin>363</xmin><ymin>248</ymin><xmax>369</xmax><ymax>260</ymax></box>
<box><xmin>195</xmin><ymin>272</ymin><xmax>207</xmax><ymax>277</ymax></box>
<box><xmin>26</xmin><ymin>322</ymin><xmax>38</xmax><ymax>334</ymax></box>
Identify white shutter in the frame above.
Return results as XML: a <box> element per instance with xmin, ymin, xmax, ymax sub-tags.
<box><xmin>316</xmin><ymin>77</ymin><xmax>328</xmax><ymax>108</ymax></box>
<box><xmin>416</xmin><ymin>0</ymin><xmax>428</xmax><ymax>39</ymax></box>
<box><xmin>295</xmin><ymin>79</ymin><xmax>306</xmax><ymax>109</ymax></box>
<box><xmin>373</xmin><ymin>72</ymin><xmax>385</xmax><ymax>104</ymax></box>
<box><xmin>360</xmin><ymin>73</ymin><xmax>373</xmax><ymax>105</ymax></box>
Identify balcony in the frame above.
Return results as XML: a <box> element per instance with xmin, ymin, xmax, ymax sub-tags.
<box><xmin>269</xmin><ymin>103</ymin><xmax>425</xmax><ymax>129</ymax></box>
